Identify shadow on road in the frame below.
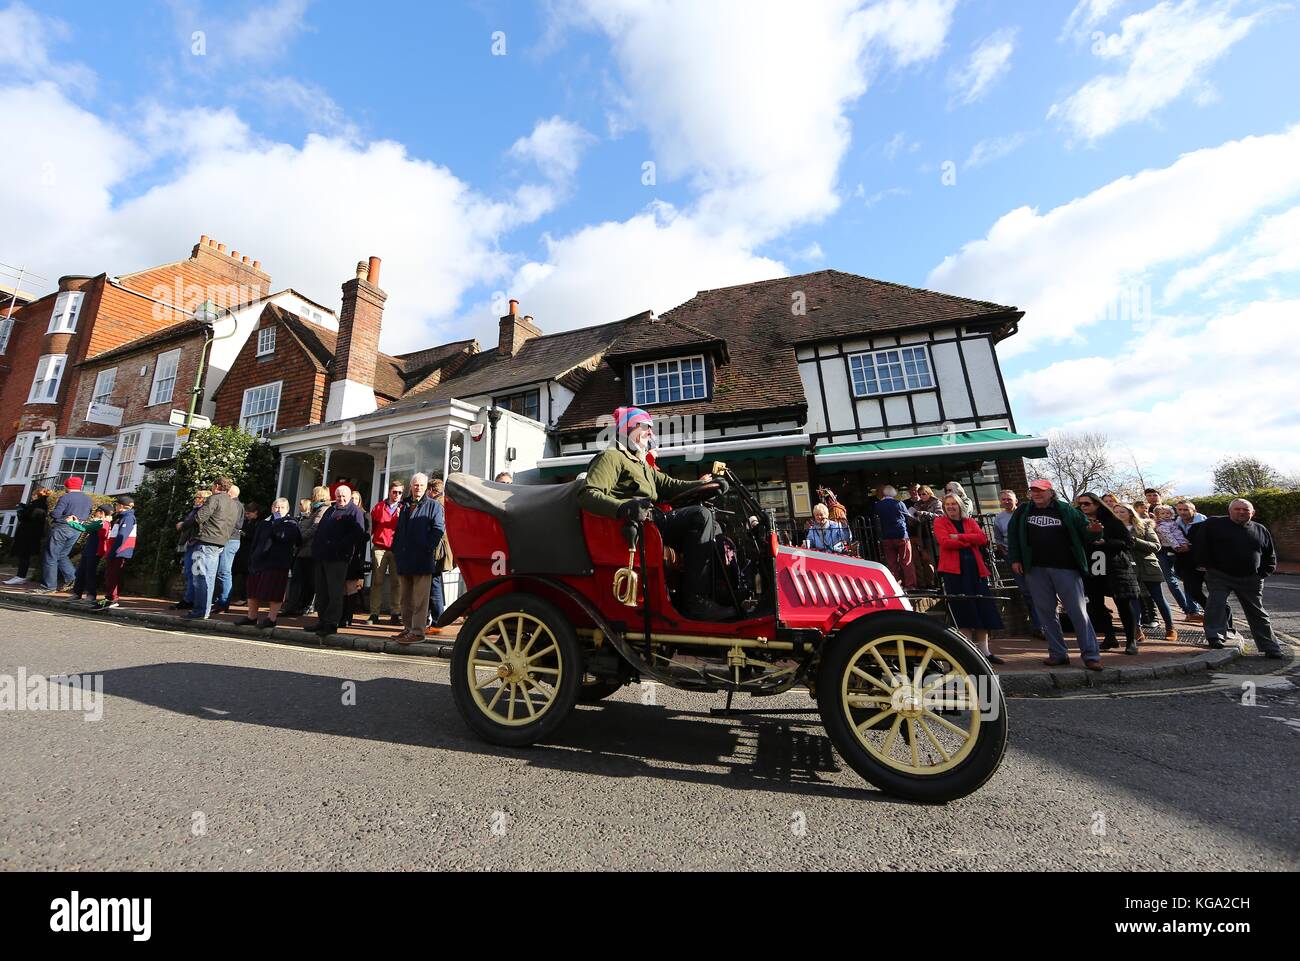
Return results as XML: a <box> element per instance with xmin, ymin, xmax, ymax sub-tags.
<box><xmin>89</xmin><ymin>661</ymin><xmax>893</xmax><ymax>803</ymax></box>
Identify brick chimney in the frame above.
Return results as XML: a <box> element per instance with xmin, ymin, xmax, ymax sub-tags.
<box><xmin>326</xmin><ymin>256</ymin><xmax>386</xmax><ymax>422</ymax></box>
<box><xmin>499</xmin><ymin>299</ymin><xmax>542</xmax><ymax>356</ymax></box>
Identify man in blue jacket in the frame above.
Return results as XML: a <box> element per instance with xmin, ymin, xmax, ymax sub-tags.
<box><xmin>874</xmin><ymin>485</ymin><xmax>916</xmax><ymax>590</ymax></box>
<box><xmin>392</xmin><ymin>472</ymin><xmax>445</xmax><ymax>645</ymax></box>
<box><xmin>304</xmin><ymin>484</ymin><xmax>367</xmax><ymax>638</ymax></box>
<box><xmin>96</xmin><ymin>496</ymin><xmax>138</xmax><ymax>610</ymax></box>
<box><xmin>35</xmin><ymin>476</ymin><xmax>93</xmax><ymax>594</ymax></box>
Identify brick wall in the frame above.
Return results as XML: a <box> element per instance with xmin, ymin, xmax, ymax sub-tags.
<box><xmin>67</xmin><ymin>331</ymin><xmax>209</xmax><ymax>437</ymax></box>
<box><xmin>995</xmin><ymin>457</ymin><xmax>1029</xmax><ymax>496</ymax></box>
<box><xmin>213</xmin><ymin>316</ymin><xmax>326</xmax><ymax>432</ymax></box>
<box><xmin>334</xmin><ymin>276</ymin><xmax>385</xmax><ymax>390</ymax></box>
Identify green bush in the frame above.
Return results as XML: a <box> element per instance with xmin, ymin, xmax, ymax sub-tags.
<box><xmin>1183</xmin><ymin>488</ymin><xmax>1300</xmax><ymax>526</ymax></box>
<box><xmin>128</xmin><ymin>427</ymin><xmax>277</xmax><ymax>595</ymax></box>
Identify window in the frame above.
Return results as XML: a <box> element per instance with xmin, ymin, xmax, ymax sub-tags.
<box><xmin>146</xmin><ymin>430</ymin><xmax>176</xmax><ymax>462</ymax></box>
<box><xmin>256</xmin><ymin>326</ymin><xmax>276</xmax><ymax>356</ymax></box>
<box><xmin>90</xmin><ymin>367</ymin><xmax>117</xmax><ymax>409</ymax></box>
<box><xmin>631</xmin><ymin>355</ymin><xmax>707</xmax><ymax>406</ymax></box>
<box><xmin>4</xmin><ymin>435</ymin><xmax>33</xmax><ymax>483</ymax></box>
<box><xmin>28</xmin><ymin>354</ymin><xmax>67</xmax><ymax>403</ymax></box>
<box><xmin>240</xmin><ymin>381</ymin><xmax>282</xmax><ymax>437</ymax></box>
<box><xmin>50</xmin><ymin>445</ymin><xmax>102</xmax><ymax>491</ymax></box>
<box><xmin>0</xmin><ymin>317</ymin><xmax>12</xmax><ymax>354</ymax></box>
<box><xmin>113</xmin><ymin>432</ymin><xmax>139</xmax><ymax>491</ymax></box>
<box><xmin>0</xmin><ymin>511</ymin><xmax>15</xmax><ymax>537</ymax></box>
<box><xmin>149</xmin><ymin>349</ymin><xmax>182</xmax><ymax>406</ymax></box>
<box><xmin>848</xmin><ymin>345</ymin><xmax>934</xmax><ymax>397</ymax></box>
<box><xmin>493</xmin><ymin>388</ymin><xmax>541</xmax><ymax>421</ymax></box>
<box><xmin>30</xmin><ymin>444</ymin><xmax>52</xmax><ymax>485</ymax></box>
<box><xmin>47</xmin><ymin>291</ymin><xmax>84</xmax><ymax>334</ymax></box>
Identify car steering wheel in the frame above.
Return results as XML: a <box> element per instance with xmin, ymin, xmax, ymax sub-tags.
<box><xmin>665</xmin><ymin>481</ymin><xmax>723</xmax><ymax>508</ymax></box>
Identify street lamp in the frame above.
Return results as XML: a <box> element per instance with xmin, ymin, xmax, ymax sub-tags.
<box><xmin>182</xmin><ymin>300</ymin><xmax>238</xmax><ymax>434</ymax></box>
<box><xmin>477</xmin><ymin>404</ymin><xmax>503</xmax><ymax>478</ymax></box>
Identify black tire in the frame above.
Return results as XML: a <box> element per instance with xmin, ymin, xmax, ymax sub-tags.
<box><xmin>577</xmin><ymin>677</ymin><xmax>625</xmax><ymax>704</ymax></box>
<box><xmin>450</xmin><ymin>592</ymin><xmax>582</xmax><ymax>747</ymax></box>
<box><xmin>816</xmin><ymin>612</ymin><xmax>1007</xmax><ymax>803</ymax></box>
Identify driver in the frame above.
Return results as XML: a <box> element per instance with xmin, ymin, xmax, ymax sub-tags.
<box><xmin>578</xmin><ymin>406</ymin><xmax>734</xmax><ymax>621</ymax></box>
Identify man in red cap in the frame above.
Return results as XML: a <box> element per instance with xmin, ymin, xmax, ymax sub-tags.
<box><xmin>578</xmin><ymin>406</ymin><xmax>733</xmax><ymax>620</ymax></box>
<box><xmin>34</xmin><ymin>476</ymin><xmax>93</xmax><ymax>593</ymax></box>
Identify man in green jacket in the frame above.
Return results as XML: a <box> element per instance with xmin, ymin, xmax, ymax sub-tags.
<box><xmin>1007</xmin><ymin>478</ymin><xmax>1102</xmax><ymax>669</ymax></box>
<box><xmin>578</xmin><ymin>406</ymin><xmax>732</xmax><ymax>620</ymax></box>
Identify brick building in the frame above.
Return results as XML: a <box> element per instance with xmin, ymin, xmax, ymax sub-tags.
<box><xmin>0</xmin><ymin>236</ymin><xmax>333</xmax><ymax>529</ymax></box>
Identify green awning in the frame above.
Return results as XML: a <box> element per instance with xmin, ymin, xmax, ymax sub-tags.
<box><xmin>814</xmin><ymin>429</ymin><xmax>1048</xmax><ymax>470</ymax></box>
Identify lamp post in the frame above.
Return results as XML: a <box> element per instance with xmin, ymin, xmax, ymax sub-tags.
<box><xmin>183</xmin><ymin>300</ymin><xmax>237</xmax><ymax>434</ymax></box>
<box><xmin>486</xmin><ymin>404</ymin><xmax>502</xmax><ymax>479</ymax></box>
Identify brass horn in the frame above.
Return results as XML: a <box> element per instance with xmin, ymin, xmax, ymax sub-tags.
<box><xmin>613</xmin><ymin>548</ymin><xmax>640</xmax><ymax>606</ymax></box>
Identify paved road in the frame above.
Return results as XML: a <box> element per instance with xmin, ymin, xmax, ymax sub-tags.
<box><xmin>0</xmin><ymin>602</ymin><xmax>1296</xmax><ymax>871</ymax></box>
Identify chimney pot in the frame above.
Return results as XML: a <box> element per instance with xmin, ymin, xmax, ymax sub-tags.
<box><xmin>231</xmin><ymin>250</ymin><xmax>240</xmax><ymax>260</ymax></box>
<box><xmin>367</xmin><ymin>256</ymin><xmax>381</xmax><ymax>285</ymax></box>
<box><xmin>242</xmin><ymin>255</ymin><xmax>250</xmax><ymax>264</ymax></box>
<box><xmin>508</xmin><ymin>299</ymin><xmax>519</xmax><ymax>316</ymax></box>
<box><xmin>355</xmin><ymin>261</ymin><xmax>367</xmax><ymax>280</ymax></box>
<box><xmin>199</xmin><ymin>234</ymin><xmax>209</xmax><ymax>245</ymax></box>
<box><xmin>523</xmin><ymin>315</ymin><xmax>533</xmax><ymax>324</ymax></box>
<box><xmin>217</xmin><ymin>243</ymin><xmax>226</xmax><ymax>253</ymax></box>
<box><xmin>252</xmin><ymin>260</ymin><xmax>261</xmax><ymax>270</ymax></box>
<box><xmin>207</xmin><ymin>238</ymin><xmax>216</xmax><ymax>247</ymax></box>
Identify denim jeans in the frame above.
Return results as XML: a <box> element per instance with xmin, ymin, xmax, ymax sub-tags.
<box><xmin>1025</xmin><ymin>566</ymin><xmax>1100</xmax><ymax>662</ymax></box>
<box><xmin>428</xmin><ymin>572</ymin><xmax>445</xmax><ymax>625</ymax></box>
<box><xmin>1143</xmin><ymin>578</ymin><xmax>1174</xmax><ymax>630</ymax></box>
<box><xmin>190</xmin><ymin>543</ymin><xmax>224</xmax><ymax>618</ymax></box>
<box><xmin>181</xmin><ymin>544</ymin><xmax>198</xmax><ymax>602</ymax></box>
<box><xmin>42</xmin><ymin>525</ymin><xmax>80</xmax><ymax>589</ymax></box>
<box><xmin>1156</xmin><ymin>549</ymin><xmax>1196</xmax><ymax>614</ymax></box>
<box><xmin>215</xmin><ymin>537</ymin><xmax>240</xmax><ymax>607</ymax></box>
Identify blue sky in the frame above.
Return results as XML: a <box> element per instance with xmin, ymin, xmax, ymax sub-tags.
<box><xmin>1</xmin><ymin>0</ymin><xmax>1297</xmax><ymax>491</ymax></box>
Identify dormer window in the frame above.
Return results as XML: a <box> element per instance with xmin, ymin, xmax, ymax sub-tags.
<box><xmin>47</xmin><ymin>291</ymin><xmax>84</xmax><ymax>334</ymax></box>
<box><xmin>631</xmin><ymin>355</ymin><xmax>707</xmax><ymax>406</ymax></box>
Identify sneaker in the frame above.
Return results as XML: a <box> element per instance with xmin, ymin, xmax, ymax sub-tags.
<box><xmin>29</xmin><ymin>586</ymin><xmax>55</xmax><ymax>595</ymax></box>
<box><xmin>3</xmin><ymin>576</ymin><xmax>26</xmax><ymax>586</ymax></box>
<box><xmin>1207</xmin><ymin>638</ymin><xmax>1227</xmax><ymax>650</ymax></box>
<box><xmin>396</xmin><ymin>631</ymin><xmax>422</xmax><ymax>646</ymax></box>
<box><xmin>58</xmin><ymin>583</ymin><xmax>74</xmax><ymax>593</ymax></box>
<box><xmin>99</xmin><ymin>600</ymin><xmax>120</xmax><ymax>610</ymax></box>
<box><xmin>1185</xmin><ymin>611</ymin><xmax>1204</xmax><ymax>623</ymax></box>
<box><xmin>425</xmin><ymin>625</ymin><xmax>442</xmax><ymax>637</ymax></box>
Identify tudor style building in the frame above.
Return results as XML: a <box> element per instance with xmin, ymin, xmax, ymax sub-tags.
<box><xmin>542</xmin><ymin>270</ymin><xmax>1045</xmax><ymax>519</ymax></box>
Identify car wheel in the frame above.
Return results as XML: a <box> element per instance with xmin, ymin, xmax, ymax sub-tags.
<box><xmin>450</xmin><ymin>592</ymin><xmax>582</xmax><ymax>747</ymax></box>
<box><xmin>816</xmin><ymin>612</ymin><xmax>1007</xmax><ymax>803</ymax></box>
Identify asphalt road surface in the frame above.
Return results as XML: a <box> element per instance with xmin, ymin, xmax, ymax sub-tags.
<box><xmin>1</xmin><ymin>596</ymin><xmax>1296</xmax><ymax>872</ymax></box>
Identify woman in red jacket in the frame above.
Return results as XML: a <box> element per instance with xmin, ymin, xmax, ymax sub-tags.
<box><xmin>935</xmin><ymin>494</ymin><xmax>1005</xmax><ymax>665</ymax></box>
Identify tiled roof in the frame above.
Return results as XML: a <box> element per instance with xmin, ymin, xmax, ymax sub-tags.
<box><xmin>78</xmin><ymin>319</ymin><xmax>208</xmax><ymax>366</ymax></box>
<box><xmin>554</xmin><ymin>269</ymin><xmax>1019</xmax><ymax>434</ymax></box>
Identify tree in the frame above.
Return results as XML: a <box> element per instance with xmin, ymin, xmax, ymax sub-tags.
<box><xmin>1027</xmin><ymin>430</ymin><xmax>1147</xmax><ymax>502</ymax></box>
<box><xmin>1212</xmin><ymin>456</ymin><xmax>1280</xmax><ymax>495</ymax></box>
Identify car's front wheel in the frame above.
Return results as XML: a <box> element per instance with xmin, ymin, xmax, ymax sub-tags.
<box><xmin>450</xmin><ymin>592</ymin><xmax>582</xmax><ymax>747</ymax></box>
<box><xmin>816</xmin><ymin>612</ymin><xmax>1007</xmax><ymax>803</ymax></box>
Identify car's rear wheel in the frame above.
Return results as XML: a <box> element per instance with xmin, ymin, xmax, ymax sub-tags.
<box><xmin>816</xmin><ymin>613</ymin><xmax>1007</xmax><ymax>803</ymax></box>
<box><xmin>450</xmin><ymin>593</ymin><xmax>582</xmax><ymax>747</ymax></box>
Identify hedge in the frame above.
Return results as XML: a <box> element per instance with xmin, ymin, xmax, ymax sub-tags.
<box><xmin>1181</xmin><ymin>488</ymin><xmax>1300</xmax><ymax>525</ymax></box>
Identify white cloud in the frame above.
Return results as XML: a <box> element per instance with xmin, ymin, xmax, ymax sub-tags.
<box><xmin>508</xmin><ymin>116</ymin><xmax>596</xmax><ymax>183</ymax></box>
<box><xmin>490</xmin><ymin>202</ymin><xmax>786</xmax><ymax>337</ymax></box>
<box><xmin>950</xmin><ymin>27</ymin><xmax>1017</xmax><ymax>104</ymax></box>
<box><xmin>224</xmin><ymin>0</ymin><xmax>312</xmax><ymax>61</ymax></box>
<box><xmin>249</xmin><ymin>77</ymin><xmax>356</xmax><ymax>138</ymax></box>
<box><xmin>1048</xmin><ymin>0</ymin><xmax>1268</xmax><ymax>142</ymax></box>
<box><xmin>0</xmin><ymin>80</ymin><xmax>572</xmax><ymax>354</ymax></box>
<box><xmin>554</xmin><ymin>0</ymin><xmax>955</xmax><ymax>237</ymax></box>
<box><xmin>883</xmin><ymin>131</ymin><xmax>921</xmax><ymax>160</ymax></box>
<box><xmin>928</xmin><ymin>125</ymin><xmax>1300</xmax><ymax>354</ymax></box>
<box><xmin>1008</xmin><ymin>298</ymin><xmax>1300</xmax><ymax>492</ymax></box>
<box><xmin>1164</xmin><ymin>203</ymin><xmax>1300</xmax><ymax>301</ymax></box>
<box><xmin>965</xmin><ymin>131</ymin><xmax>1028</xmax><ymax>168</ymax></box>
<box><xmin>0</xmin><ymin>2</ymin><xmax>94</xmax><ymax>91</ymax></box>
<box><xmin>1061</xmin><ymin>0</ymin><xmax>1127</xmax><ymax>41</ymax></box>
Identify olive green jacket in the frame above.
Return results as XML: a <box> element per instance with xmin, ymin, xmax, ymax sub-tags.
<box><xmin>1130</xmin><ymin>520</ymin><xmax>1165</xmax><ymax>582</ymax></box>
<box><xmin>577</xmin><ymin>445</ymin><xmax>702</xmax><ymax>518</ymax></box>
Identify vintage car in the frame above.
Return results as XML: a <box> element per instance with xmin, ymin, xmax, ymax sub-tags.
<box><xmin>438</xmin><ymin>464</ymin><xmax>1007</xmax><ymax>802</ymax></box>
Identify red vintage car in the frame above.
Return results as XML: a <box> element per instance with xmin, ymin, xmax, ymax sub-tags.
<box><xmin>439</xmin><ymin>464</ymin><xmax>1007</xmax><ymax>802</ymax></box>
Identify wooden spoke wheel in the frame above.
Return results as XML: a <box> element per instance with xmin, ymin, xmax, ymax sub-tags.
<box><xmin>816</xmin><ymin>613</ymin><xmax>1007</xmax><ymax>802</ymax></box>
<box><xmin>450</xmin><ymin>593</ymin><xmax>582</xmax><ymax>747</ymax></box>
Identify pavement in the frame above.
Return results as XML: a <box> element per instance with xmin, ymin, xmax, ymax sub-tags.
<box><xmin>0</xmin><ymin>601</ymin><xmax>1296</xmax><ymax>871</ymax></box>
<box><xmin>2</xmin><ymin>565</ymin><xmax>1294</xmax><ymax>695</ymax></box>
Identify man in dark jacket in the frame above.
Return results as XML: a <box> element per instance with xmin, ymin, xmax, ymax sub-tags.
<box><xmin>1196</xmin><ymin>499</ymin><xmax>1283</xmax><ymax>658</ymax></box>
<box><xmin>874</xmin><ymin>485</ymin><xmax>916</xmax><ymax>589</ymax></box>
<box><xmin>1008</xmin><ymin>478</ymin><xmax>1102</xmax><ymax>669</ymax></box>
<box><xmin>392</xmin><ymin>472</ymin><xmax>445</xmax><ymax>644</ymax></box>
<box><xmin>35</xmin><ymin>477</ymin><xmax>93</xmax><ymax>593</ymax></box>
<box><xmin>304</xmin><ymin>484</ymin><xmax>367</xmax><ymax>637</ymax></box>
<box><xmin>187</xmin><ymin>476</ymin><xmax>242</xmax><ymax>619</ymax></box>
<box><xmin>5</xmin><ymin>489</ymin><xmax>49</xmax><ymax>585</ymax></box>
